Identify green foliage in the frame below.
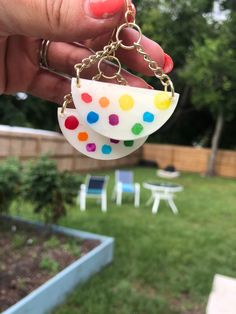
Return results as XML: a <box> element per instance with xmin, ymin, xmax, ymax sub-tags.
<box><xmin>39</xmin><ymin>256</ymin><xmax>59</xmax><ymax>274</ymax></box>
<box><xmin>139</xmin><ymin>0</ymin><xmax>214</xmax><ymax>70</ymax></box>
<box><xmin>23</xmin><ymin>156</ymin><xmax>80</xmax><ymax>223</ymax></box>
<box><xmin>62</xmin><ymin>240</ymin><xmax>82</xmax><ymax>258</ymax></box>
<box><xmin>44</xmin><ymin>236</ymin><xmax>60</xmax><ymax>249</ymax></box>
<box><xmin>182</xmin><ymin>19</ymin><xmax>236</xmax><ymax>121</ymax></box>
<box><xmin>0</xmin><ymin>158</ymin><xmax>21</xmax><ymax>213</ymax></box>
<box><xmin>12</xmin><ymin>234</ymin><xmax>27</xmax><ymax>249</ymax></box>
<box><xmin>0</xmin><ymin>95</ymin><xmax>58</xmax><ymax>131</ymax></box>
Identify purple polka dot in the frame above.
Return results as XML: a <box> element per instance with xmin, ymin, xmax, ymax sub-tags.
<box><xmin>86</xmin><ymin>143</ymin><xmax>96</xmax><ymax>152</ymax></box>
<box><xmin>110</xmin><ymin>139</ymin><xmax>120</xmax><ymax>144</ymax></box>
<box><xmin>109</xmin><ymin>114</ymin><xmax>119</xmax><ymax>126</ymax></box>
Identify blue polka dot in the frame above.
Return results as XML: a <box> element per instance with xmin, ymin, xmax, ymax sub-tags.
<box><xmin>87</xmin><ymin>111</ymin><xmax>99</xmax><ymax>124</ymax></box>
<box><xmin>143</xmin><ymin>112</ymin><xmax>155</xmax><ymax>123</ymax></box>
<box><xmin>102</xmin><ymin>145</ymin><xmax>112</xmax><ymax>155</ymax></box>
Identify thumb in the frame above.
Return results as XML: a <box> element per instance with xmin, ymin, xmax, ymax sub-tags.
<box><xmin>1</xmin><ymin>0</ymin><xmax>125</xmax><ymax>41</ymax></box>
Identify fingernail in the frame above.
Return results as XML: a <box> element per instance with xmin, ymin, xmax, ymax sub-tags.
<box><xmin>88</xmin><ymin>0</ymin><xmax>124</xmax><ymax>19</ymax></box>
<box><xmin>148</xmin><ymin>85</ymin><xmax>154</xmax><ymax>90</ymax></box>
<box><xmin>163</xmin><ymin>53</ymin><xmax>174</xmax><ymax>74</ymax></box>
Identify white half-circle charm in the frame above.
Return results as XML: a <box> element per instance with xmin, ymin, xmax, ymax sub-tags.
<box><xmin>71</xmin><ymin>78</ymin><xmax>179</xmax><ymax>140</ymax></box>
<box><xmin>58</xmin><ymin>108</ymin><xmax>148</xmax><ymax>160</ymax></box>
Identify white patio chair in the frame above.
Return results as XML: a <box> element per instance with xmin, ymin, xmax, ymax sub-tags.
<box><xmin>113</xmin><ymin>170</ymin><xmax>140</xmax><ymax>207</ymax></box>
<box><xmin>78</xmin><ymin>175</ymin><xmax>109</xmax><ymax>212</ymax></box>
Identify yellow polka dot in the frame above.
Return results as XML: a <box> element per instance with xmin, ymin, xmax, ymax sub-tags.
<box><xmin>119</xmin><ymin>94</ymin><xmax>134</xmax><ymax>111</ymax></box>
<box><xmin>154</xmin><ymin>93</ymin><xmax>172</xmax><ymax>110</ymax></box>
<box><xmin>99</xmin><ymin>97</ymin><xmax>110</xmax><ymax>108</ymax></box>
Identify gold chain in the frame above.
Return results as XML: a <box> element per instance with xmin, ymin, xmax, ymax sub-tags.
<box><xmin>61</xmin><ymin>1</ymin><xmax>175</xmax><ymax>114</ymax></box>
<box><xmin>74</xmin><ymin>41</ymin><xmax>122</xmax><ymax>87</ymax></box>
<box><xmin>60</xmin><ymin>94</ymin><xmax>72</xmax><ymax>115</ymax></box>
<box><xmin>134</xmin><ymin>43</ymin><xmax>175</xmax><ymax>97</ymax></box>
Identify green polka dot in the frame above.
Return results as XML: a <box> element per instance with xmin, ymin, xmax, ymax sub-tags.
<box><xmin>131</xmin><ymin>123</ymin><xmax>144</xmax><ymax>135</ymax></box>
<box><xmin>124</xmin><ymin>140</ymin><xmax>134</xmax><ymax>147</ymax></box>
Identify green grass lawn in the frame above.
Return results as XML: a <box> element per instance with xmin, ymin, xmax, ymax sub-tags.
<box><xmin>16</xmin><ymin>168</ymin><xmax>236</xmax><ymax>314</ymax></box>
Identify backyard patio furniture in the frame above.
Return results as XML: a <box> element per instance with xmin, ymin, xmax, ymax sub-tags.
<box><xmin>113</xmin><ymin>170</ymin><xmax>140</xmax><ymax>207</ymax></box>
<box><xmin>78</xmin><ymin>175</ymin><xmax>109</xmax><ymax>212</ymax></box>
<box><xmin>143</xmin><ymin>182</ymin><xmax>183</xmax><ymax>214</ymax></box>
<box><xmin>157</xmin><ymin>165</ymin><xmax>180</xmax><ymax>178</ymax></box>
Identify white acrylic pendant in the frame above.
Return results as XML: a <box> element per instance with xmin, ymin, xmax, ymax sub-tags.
<box><xmin>58</xmin><ymin>108</ymin><xmax>148</xmax><ymax>160</ymax></box>
<box><xmin>71</xmin><ymin>78</ymin><xmax>179</xmax><ymax>140</ymax></box>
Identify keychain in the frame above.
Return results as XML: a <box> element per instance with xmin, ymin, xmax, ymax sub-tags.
<box><xmin>58</xmin><ymin>0</ymin><xmax>179</xmax><ymax>160</ymax></box>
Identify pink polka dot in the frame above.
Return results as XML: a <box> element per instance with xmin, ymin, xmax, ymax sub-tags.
<box><xmin>86</xmin><ymin>143</ymin><xmax>96</xmax><ymax>152</ymax></box>
<box><xmin>109</xmin><ymin>114</ymin><xmax>119</xmax><ymax>126</ymax></box>
<box><xmin>110</xmin><ymin>139</ymin><xmax>120</xmax><ymax>144</ymax></box>
<box><xmin>65</xmin><ymin>116</ymin><xmax>79</xmax><ymax>130</ymax></box>
<box><xmin>81</xmin><ymin>93</ymin><xmax>92</xmax><ymax>103</ymax></box>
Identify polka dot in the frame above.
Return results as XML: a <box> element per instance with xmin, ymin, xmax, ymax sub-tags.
<box><xmin>86</xmin><ymin>143</ymin><xmax>96</xmax><ymax>152</ymax></box>
<box><xmin>87</xmin><ymin>111</ymin><xmax>99</xmax><ymax>124</ymax></box>
<box><xmin>154</xmin><ymin>93</ymin><xmax>171</xmax><ymax>110</ymax></box>
<box><xmin>119</xmin><ymin>94</ymin><xmax>134</xmax><ymax>111</ymax></box>
<box><xmin>124</xmin><ymin>140</ymin><xmax>134</xmax><ymax>147</ymax></box>
<box><xmin>102</xmin><ymin>145</ymin><xmax>112</xmax><ymax>155</ymax></box>
<box><xmin>131</xmin><ymin>123</ymin><xmax>144</xmax><ymax>136</ymax></box>
<box><xmin>81</xmin><ymin>93</ymin><xmax>92</xmax><ymax>103</ymax></box>
<box><xmin>143</xmin><ymin>112</ymin><xmax>155</xmax><ymax>123</ymax></box>
<box><xmin>109</xmin><ymin>114</ymin><xmax>119</xmax><ymax>126</ymax></box>
<box><xmin>78</xmin><ymin>132</ymin><xmax>88</xmax><ymax>141</ymax></box>
<box><xmin>110</xmin><ymin>139</ymin><xmax>120</xmax><ymax>144</ymax></box>
<box><xmin>99</xmin><ymin>97</ymin><xmax>110</xmax><ymax>108</ymax></box>
<box><xmin>65</xmin><ymin>116</ymin><xmax>79</xmax><ymax>130</ymax></box>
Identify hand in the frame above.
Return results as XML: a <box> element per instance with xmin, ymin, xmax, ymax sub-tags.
<box><xmin>0</xmin><ymin>0</ymin><xmax>173</xmax><ymax>104</ymax></box>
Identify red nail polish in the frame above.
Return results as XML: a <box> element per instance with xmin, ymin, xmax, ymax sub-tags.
<box><xmin>163</xmin><ymin>53</ymin><xmax>174</xmax><ymax>74</ymax></box>
<box><xmin>127</xmin><ymin>3</ymin><xmax>136</xmax><ymax>23</ymax></box>
<box><xmin>89</xmin><ymin>0</ymin><xmax>124</xmax><ymax>19</ymax></box>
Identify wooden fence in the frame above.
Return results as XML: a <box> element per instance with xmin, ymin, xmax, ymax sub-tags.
<box><xmin>0</xmin><ymin>126</ymin><xmax>235</xmax><ymax>178</ymax></box>
<box><xmin>143</xmin><ymin>144</ymin><xmax>236</xmax><ymax>178</ymax></box>
<box><xmin>0</xmin><ymin>126</ymin><xmax>141</xmax><ymax>172</ymax></box>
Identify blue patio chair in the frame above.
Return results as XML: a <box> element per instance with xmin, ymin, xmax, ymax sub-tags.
<box><xmin>78</xmin><ymin>175</ymin><xmax>109</xmax><ymax>212</ymax></box>
<box><xmin>113</xmin><ymin>170</ymin><xmax>140</xmax><ymax>207</ymax></box>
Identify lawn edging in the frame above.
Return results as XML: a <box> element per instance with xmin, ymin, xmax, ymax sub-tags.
<box><xmin>2</xmin><ymin>216</ymin><xmax>114</xmax><ymax>314</ymax></box>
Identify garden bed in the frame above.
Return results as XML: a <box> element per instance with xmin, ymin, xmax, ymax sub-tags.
<box><xmin>0</xmin><ymin>216</ymin><xmax>114</xmax><ymax>314</ymax></box>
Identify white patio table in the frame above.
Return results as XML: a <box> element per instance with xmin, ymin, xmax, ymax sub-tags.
<box><xmin>143</xmin><ymin>182</ymin><xmax>183</xmax><ymax>214</ymax></box>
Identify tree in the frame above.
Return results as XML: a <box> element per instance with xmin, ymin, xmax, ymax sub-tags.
<box><xmin>0</xmin><ymin>94</ymin><xmax>58</xmax><ymax>131</ymax></box>
<box><xmin>131</xmin><ymin>0</ymin><xmax>218</xmax><ymax>145</ymax></box>
<box><xmin>0</xmin><ymin>158</ymin><xmax>22</xmax><ymax>214</ymax></box>
<box><xmin>23</xmin><ymin>156</ymin><xmax>81</xmax><ymax>223</ymax></box>
<box><xmin>182</xmin><ymin>13</ymin><xmax>236</xmax><ymax>175</ymax></box>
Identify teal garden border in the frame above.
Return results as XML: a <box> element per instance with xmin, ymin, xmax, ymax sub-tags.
<box><xmin>2</xmin><ymin>216</ymin><xmax>114</xmax><ymax>314</ymax></box>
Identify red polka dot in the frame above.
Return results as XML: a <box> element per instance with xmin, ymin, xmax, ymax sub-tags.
<box><xmin>65</xmin><ymin>116</ymin><xmax>79</xmax><ymax>130</ymax></box>
<box><xmin>81</xmin><ymin>93</ymin><xmax>92</xmax><ymax>103</ymax></box>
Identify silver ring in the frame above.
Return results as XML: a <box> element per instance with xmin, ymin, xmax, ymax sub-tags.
<box><xmin>39</xmin><ymin>39</ymin><xmax>51</xmax><ymax>69</ymax></box>
<box><xmin>39</xmin><ymin>39</ymin><xmax>71</xmax><ymax>79</ymax></box>
<box><xmin>39</xmin><ymin>40</ymin><xmax>96</xmax><ymax>80</ymax></box>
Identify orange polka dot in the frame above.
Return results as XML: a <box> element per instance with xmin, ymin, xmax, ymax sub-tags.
<box><xmin>99</xmin><ymin>97</ymin><xmax>110</xmax><ymax>108</ymax></box>
<box><xmin>78</xmin><ymin>132</ymin><xmax>89</xmax><ymax>141</ymax></box>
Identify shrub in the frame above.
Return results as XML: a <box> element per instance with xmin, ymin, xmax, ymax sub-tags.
<box><xmin>23</xmin><ymin>156</ymin><xmax>81</xmax><ymax>223</ymax></box>
<box><xmin>0</xmin><ymin>158</ymin><xmax>21</xmax><ymax>214</ymax></box>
